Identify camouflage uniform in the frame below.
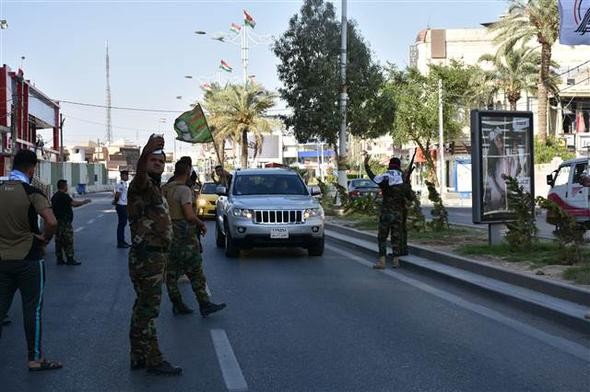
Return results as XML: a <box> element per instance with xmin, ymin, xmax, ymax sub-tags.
<box><xmin>127</xmin><ymin>176</ymin><xmax>173</xmax><ymax>367</ymax></box>
<box><xmin>162</xmin><ymin>181</ymin><xmax>209</xmax><ymax>307</ymax></box>
<box><xmin>55</xmin><ymin>221</ymin><xmax>74</xmax><ymax>260</ymax></box>
<box><xmin>366</xmin><ymin>164</ymin><xmax>413</xmax><ymax>257</ymax></box>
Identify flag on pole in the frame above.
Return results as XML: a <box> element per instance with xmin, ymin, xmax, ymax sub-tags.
<box><xmin>230</xmin><ymin>23</ymin><xmax>242</xmax><ymax>34</ymax></box>
<box><xmin>174</xmin><ymin>104</ymin><xmax>213</xmax><ymax>143</ymax></box>
<box><xmin>558</xmin><ymin>0</ymin><xmax>590</xmax><ymax>45</ymax></box>
<box><xmin>244</xmin><ymin>10</ymin><xmax>256</xmax><ymax>28</ymax></box>
<box><xmin>220</xmin><ymin>60</ymin><xmax>233</xmax><ymax>72</ymax></box>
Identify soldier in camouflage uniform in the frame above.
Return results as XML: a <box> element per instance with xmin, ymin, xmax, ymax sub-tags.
<box><xmin>365</xmin><ymin>155</ymin><xmax>413</xmax><ymax>269</ymax></box>
<box><xmin>162</xmin><ymin>160</ymin><xmax>225</xmax><ymax>317</ymax></box>
<box><xmin>127</xmin><ymin>135</ymin><xmax>182</xmax><ymax>376</ymax></box>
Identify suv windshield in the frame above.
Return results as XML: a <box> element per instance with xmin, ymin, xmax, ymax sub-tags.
<box><xmin>233</xmin><ymin>174</ymin><xmax>308</xmax><ymax>196</ymax></box>
<box><xmin>200</xmin><ymin>183</ymin><xmax>218</xmax><ymax>194</ymax></box>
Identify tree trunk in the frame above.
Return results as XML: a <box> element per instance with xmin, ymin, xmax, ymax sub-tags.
<box><xmin>241</xmin><ymin>128</ymin><xmax>249</xmax><ymax>169</ymax></box>
<box><xmin>416</xmin><ymin>141</ymin><xmax>439</xmax><ymax>187</ymax></box>
<box><xmin>537</xmin><ymin>42</ymin><xmax>552</xmax><ymax>143</ymax></box>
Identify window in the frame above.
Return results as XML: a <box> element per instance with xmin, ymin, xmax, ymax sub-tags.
<box><xmin>572</xmin><ymin>162</ymin><xmax>588</xmax><ymax>185</ymax></box>
<box><xmin>200</xmin><ymin>183</ymin><xmax>218</xmax><ymax>194</ymax></box>
<box><xmin>554</xmin><ymin>166</ymin><xmax>571</xmax><ymax>187</ymax></box>
<box><xmin>233</xmin><ymin>174</ymin><xmax>308</xmax><ymax>196</ymax></box>
<box><xmin>350</xmin><ymin>179</ymin><xmax>378</xmax><ymax>189</ymax></box>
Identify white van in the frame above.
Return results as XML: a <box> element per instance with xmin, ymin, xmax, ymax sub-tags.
<box><xmin>546</xmin><ymin>157</ymin><xmax>590</xmax><ymax>229</ymax></box>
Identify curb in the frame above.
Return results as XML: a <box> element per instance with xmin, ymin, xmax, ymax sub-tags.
<box><xmin>326</xmin><ymin>223</ymin><xmax>590</xmax><ymax>333</ymax></box>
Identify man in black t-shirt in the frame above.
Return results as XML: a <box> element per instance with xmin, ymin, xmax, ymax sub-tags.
<box><xmin>51</xmin><ymin>180</ymin><xmax>91</xmax><ymax>265</ymax></box>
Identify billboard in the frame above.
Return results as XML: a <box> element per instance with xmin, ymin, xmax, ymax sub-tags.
<box><xmin>471</xmin><ymin>110</ymin><xmax>534</xmax><ymax>223</ymax></box>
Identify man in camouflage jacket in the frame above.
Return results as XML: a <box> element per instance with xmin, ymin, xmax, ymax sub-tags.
<box><xmin>127</xmin><ymin>135</ymin><xmax>182</xmax><ymax>376</ymax></box>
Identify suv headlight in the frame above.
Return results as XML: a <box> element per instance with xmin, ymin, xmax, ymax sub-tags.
<box><xmin>304</xmin><ymin>208</ymin><xmax>323</xmax><ymax>219</ymax></box>
<box><xmin>232</xmin><ymin>208</ymin><xmax>253</xmax><ymax>219</ymax></box>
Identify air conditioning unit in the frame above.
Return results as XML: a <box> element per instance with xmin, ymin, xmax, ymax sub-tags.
<box><xmin>567</xmin><ymin>78</ymin><xmax>575</xmax><ymax>86</ymax></box>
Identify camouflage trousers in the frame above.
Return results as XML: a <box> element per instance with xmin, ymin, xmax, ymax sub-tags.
<box><xmin>166</xmin><ymin>241</ymin><xmax>209</xmax><ymax>306</ymax></box>
<box><xmin>55</xmin><ymin>220</ymin><xmax>74</xmax><ymax>260</ymax></box>
<box><xmin>378</xmin><ymin>211</ymin><xmax>408</xmax><ymax>257</ymax></box>
<box><xmin>128</xmin><ymin>247</ymin><xmax>167</xmax><ymax>367</ymax></box>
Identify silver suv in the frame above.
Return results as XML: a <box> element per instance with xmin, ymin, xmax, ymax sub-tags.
<box><xmin>215</xmin><ymin>168</ymin><xmax>325</xmax><ymax>258</ymax></box>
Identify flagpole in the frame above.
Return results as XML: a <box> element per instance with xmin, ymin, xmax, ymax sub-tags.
<box><xmin>241</xmin><ymin>20</ymin><xmax>248</xmax><ymax>85</ymax></box>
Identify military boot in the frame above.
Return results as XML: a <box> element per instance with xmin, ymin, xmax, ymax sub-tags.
<box><xmin>199</xmin><ymin>301</ymin><xmax>226</xmax><ymax>318</ymax></box>
<box><xmin>392</xmin><ymin>256</ymin><xmax>400</xmax><ymax>269</ymax></box>
<box><xmin>372</xmin><ymin>256</ymin><xmax>386</xmax><ymax>270</ymax></box>
<box><xmin>172</xmin><ymin>302</ymin><xmax>194</xmax><ymax>315</ymax></box>
<box><xmin>66</xmin><ymin>258</ymin><xmax>81</xmax><ymax>266</ymax></box>
<box><xmin>146</xmin><ymin>360</ymin><xmax>182</xmax><ymax>376</ymax></box>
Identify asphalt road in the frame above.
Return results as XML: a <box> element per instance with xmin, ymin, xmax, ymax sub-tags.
<box><xmin>1</xmin><ymin>193</ymin><xmax>589</xmax><ymax>392</ymax></box>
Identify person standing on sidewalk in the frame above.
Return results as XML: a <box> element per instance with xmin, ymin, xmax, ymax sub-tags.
<box><xmin>0</xmin><ymin>149</ymin><xmax>62</xmax><ymax>371</ymax></box>
<box><xmin>364</xmin><ymin>154</ymin><xmax>413</xmax><ymax>269</ymax></box>
<box><xmin>162</xmin><ymin>160</ymin><xmax>226</xmax><ymax>317</ymax></box>
<box><xmin>114</xmin><ymin>170</ymin><xmax>130</xmax><ymax>248</ymax></box>
<box><xmin>51</xmin><ymin>180</ymin><xmax>91</xmax><ymax>266</ymax></box>
<box><xmin>127</xmin><ymin>135</ymin><xmax>182</xmax><ymax>376</ymax></box>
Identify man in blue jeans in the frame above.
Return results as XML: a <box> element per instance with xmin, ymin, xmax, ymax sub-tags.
<box><xmin>114</xmin><ymin>170</ymin><xmax>130</xmax><ymax>248</ymax></box>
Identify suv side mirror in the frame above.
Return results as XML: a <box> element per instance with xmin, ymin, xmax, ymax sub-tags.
<box><xmin>546</xmin><ymin>173</ymin><xmax>555</xmax><ymax>187</ymax></box>
<box><xmin>309</xmin><ymin>186</ymin><xmax>322</xmax><ymax>196</ymax></box>
<box><xmin>216</xmin><ymin>186</ymin><xmax>227</xmax><ymax>196</ymax></box>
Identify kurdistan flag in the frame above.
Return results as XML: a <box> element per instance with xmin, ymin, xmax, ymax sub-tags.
<box><xmin>174</xmin><ymin>104</ymin><xmax>213</xmax><ymax>143</ymax></box>
<box><xmin>244</xmin><ymin>10</ymin><xmax>256</xmax><ymax>28</ymax></box>
<box><xmin>230</xmin><ymin>23</ymin><xmax>241</xmax><ymax>34</ymax></box>
<box><xmin>220</xmin><ymin>60</ymin><xmax>232</xmax><ymax>72</ymax></box>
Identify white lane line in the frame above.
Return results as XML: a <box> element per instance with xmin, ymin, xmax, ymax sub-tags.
<box><xmin>87</xmin><ymin>219</ymin><xmax>95</xmax><ymax>225</ymax></box>
<box><xmin>97</xmin><ymin>214</ymin><xmax>104</xmax><ymax>218</ymax></box>
<box><xmin>206</xmin><ymin>284</ymin><xmax>212</xmax><ymax>297</ymax></box>
<box><xmin>210</xmin><ymin>329</ymin><xmax>248</xmax><ymax>391</ymax></box>
<box><xmin>326</xmin><ymin>244</ymin><xmax>590</xmax><ymax>363</ymax></box>
<box><xmin>74</xmin><ymin>227</ymin><xmax>85</xmax><ymax>233</ymax></box>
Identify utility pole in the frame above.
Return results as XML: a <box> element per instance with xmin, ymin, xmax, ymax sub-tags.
<box><xmin>105</xmin><ymin>41</ymin><xmax>113</xmax><ymax>144</ymax></box>
<box><xmin>59</xmin><ymin>114</ymin><xmax>65</xmax><ymax>162</ymax></box>
<box><xmin>438</xmin><ymin>79</ymin><xmax>445</xmax><ymax>198</ymax></box>
<box><xmin>337</xmin><ymin>0</ymin><xmax>348</xmax><ymax>190</ymax></box>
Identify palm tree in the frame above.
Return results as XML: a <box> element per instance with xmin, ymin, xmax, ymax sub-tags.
<box><xmin>479</xmin><ymin>46</ymin><xmax>540</xmax><ymax>111</ymax></box>
<box><xmin>488</xmin><ymin>0</ymin><xmax>559</xmax><ymax>141</ymax></box>
<box><xmin>204</xmin><ymin>83</ymin><xmax>277</xmax><ymax>168</ymax></box>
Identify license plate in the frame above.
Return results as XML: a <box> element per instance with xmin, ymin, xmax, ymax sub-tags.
<box><xmin>270</xmin><ymin>228</ymin><xmax>289</xmax><ymax>239</ymax></box>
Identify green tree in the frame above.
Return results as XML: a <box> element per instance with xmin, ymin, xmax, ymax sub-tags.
<box><xmin>273</xmin><ymin>0</ymin><xmax>387</xmax><ymax>150</ymax></box>
<box><xmin>488</xmin><ymin>0</ymin><xmax>559</xmax><ymax>141</ymax></box>
<box><xmin>479</xmin><ymin>46</ymin><xmax>540</xmax><ymax>111</ymax></box>
<box><xmin>203</xmin><ymin>83</ymin><xmax>276</xmax><ymax>168</ymax></box>
<box><xmin>387</xmin><ymin>63</ymin><xmax>473</xmax><ymax>184</ymax></box>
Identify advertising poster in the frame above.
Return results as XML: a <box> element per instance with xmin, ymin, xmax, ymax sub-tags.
<box><xmin>471</xmin><ymin>111</ymin><xmax>534</xmax><ymax>223</ymax></box>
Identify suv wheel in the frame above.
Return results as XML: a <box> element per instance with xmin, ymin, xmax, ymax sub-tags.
<box><xmin>224</xmin><ymin>225</ymin><xmax>240</xmax><ymax>258</ymax></box>
<box><xmin>308</xmin><ymin>237</ymin><xmax>324</xmax><ymax>257</ymax></box>
<box><xmin>216</xmin><ymin>222</ymin><xmax>225</xmax><ymax>248</ymax></box>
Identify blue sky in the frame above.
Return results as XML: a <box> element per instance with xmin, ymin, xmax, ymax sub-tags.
<box><xmin>0</xmin><ymin>0</ymin><xmax>507</xmax><ymax>146</ymax></box>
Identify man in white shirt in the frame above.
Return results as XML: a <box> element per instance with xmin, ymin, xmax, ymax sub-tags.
<box><xmin>114</xmin><ymin>170</ymin><xmax>130</xmax><ymax>248</ymax></box>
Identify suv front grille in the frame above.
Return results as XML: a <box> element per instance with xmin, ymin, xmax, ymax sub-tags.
<box><xmin>254</xmin><ymin>210</ymin><xmax>304</xmax><ymax>224</ymax></box>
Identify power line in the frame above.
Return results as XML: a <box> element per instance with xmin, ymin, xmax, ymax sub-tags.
<box><xmin>59</xmin><ymin>100</ymin><xmax>185</xmax><ymax>113</ymax></box>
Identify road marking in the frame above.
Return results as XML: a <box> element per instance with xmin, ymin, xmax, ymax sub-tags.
<box><xmin>87</xmin><ymin>219</ymin><xmax>95</xmax><ymax>225</ymax></box>
<box><xmin>210</xmin><ymin>329</ymin><xmax>248</xmax><ymax>391</ymax></box>
<box><xmin>97</xmin><ymin>214</ymin><xmax>104</xmax><ymax>218</ymax></box>
<box><xmin>74</xmin><ymin>227</ymin><xmax>85</xmax><ymax>233</ymax></box>
<box><xmin>326</xmin><ymin>244</ymin><xmax>590</xmax><ymax>363</ymax></box>
<box><xmin>206</xmin><ymin>284</ymin><xmax>212</xmax><ymax>296</ymax></box>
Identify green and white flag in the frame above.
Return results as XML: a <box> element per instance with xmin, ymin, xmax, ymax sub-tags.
<box><xmin>220</xmin><ymin>60</ymin><xmax>233</xmax><ymax>72</ymax></box>
<box><xmin>174</xmin><ymin>104</ymin><xmax>213</xmax><ymax>143</ymax></box>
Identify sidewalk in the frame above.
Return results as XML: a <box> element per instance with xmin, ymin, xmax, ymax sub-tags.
<box><xmin>325</xmin><ymin>222</ymin><xmax>590</xmax><ymax>334</ymax></box>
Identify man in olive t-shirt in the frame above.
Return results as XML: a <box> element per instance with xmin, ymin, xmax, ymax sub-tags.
<box><xmin>0</xmin><ymin>149</ymin><xmax>62</xmax><ymax>371</ymax></box>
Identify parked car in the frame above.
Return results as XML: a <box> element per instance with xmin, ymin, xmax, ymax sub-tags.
<box><xmin>215</xmin><ymin>168</ymin><xmax>325</xmax><ymax>258</ymax></box>
<box><xmin>546</xmin><ymin>157</ymin><xmax>590</xmax><ymax>229</ymax></box>
<box><xmin>348</xmin><ymin>178</ymin><xmax>381</xmax><ymax>200</ymax></box>
<box><xmin>196</xmin><ymin>182</ymin><xmax>219</xmax><ymax>219</ymax></box>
